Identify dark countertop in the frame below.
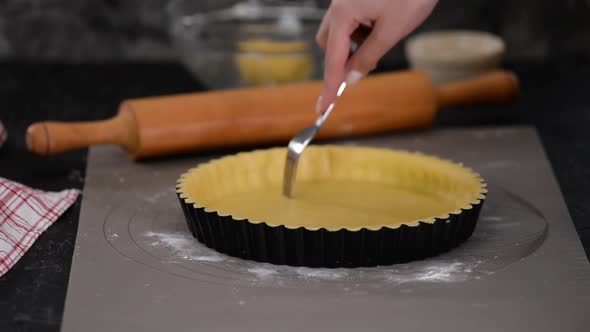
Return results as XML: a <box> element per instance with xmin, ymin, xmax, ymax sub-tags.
<box><xmin>0</xmin><ymin>61</ymin><xmax>589</xmax><ymax>331</ymax></box>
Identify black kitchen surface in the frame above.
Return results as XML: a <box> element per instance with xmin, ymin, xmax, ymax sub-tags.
<box><xmin>0</xmin><ymin>60</ymin><xmax>589</xmax><ymax>331</ymax></box>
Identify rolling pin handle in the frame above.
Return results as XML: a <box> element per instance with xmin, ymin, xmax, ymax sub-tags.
<box><xmin>437</xmin><ymin>70</ymin><xmax>520</xmax><ymax>108</ymax></box>
<box><xmin>26</xmin><ymin>110</ymin><xmax>139</xmax><ymax>156</ymax></box>
<box><xmin>26</xmin><ymin>123</ymin><xmax>51</xmax><ymax>156</ymax></box>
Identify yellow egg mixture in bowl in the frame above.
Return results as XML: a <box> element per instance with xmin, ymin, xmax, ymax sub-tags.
<box><xmin>167</xmin><ymin>0</ymin><xmax>324</xmax><ymax>89</ymax></box>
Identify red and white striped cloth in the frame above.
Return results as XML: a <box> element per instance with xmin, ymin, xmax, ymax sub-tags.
<box><xmin>0</xmin><ymin>177</ymin><xmax>79</xmax><ymax>277</ymax></box>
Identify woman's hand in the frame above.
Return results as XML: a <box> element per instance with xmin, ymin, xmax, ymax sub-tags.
<box><xmin>315</xmin><ymin>0</ymin><xmax>438</xmax><ymax>112</ymax></box>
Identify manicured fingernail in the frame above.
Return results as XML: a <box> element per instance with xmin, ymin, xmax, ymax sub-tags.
<box><xmin>315</xmin><ymin>95</ymin><xmax>323</xmax><ymax>113</ymax></box>
<box><xmin>345</xmin><ymin>70</ymin><xmax>363</xmax><ymax>86</ymax></box>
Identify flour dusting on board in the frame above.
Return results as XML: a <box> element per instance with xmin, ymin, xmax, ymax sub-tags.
<box><xmin>146</xmin><ymin>231</ymin><xmax>224</xmax><ymax>262</ymax></box>
<box><xmin>143</xmin><ymin>231</ymin><xmax>483</xmax><ymax>285</ymax></box>
<box><xmin>385</xmin><ymin>262</ymin><xmax>473</xmax><ymax>284</ymax></box>
<box><xmin>295</xmin><ymin>267</ymin><xmax>348</xmax><ymax>280</ymax></box>
<box><xmin>142</xmin><ymin>188</ymin><xmax>176</xmax><ymax>204</ymax></box>
<box><xmin>247</xmin><ymin>267</ymin><xmax>278</xmax><ymax>278</ymax></box>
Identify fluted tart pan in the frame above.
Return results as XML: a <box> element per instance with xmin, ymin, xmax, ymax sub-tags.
<box><xmin>176</xmin><ymin>146</ymin><xmax>487</xmax><ymax>268</ymax></box>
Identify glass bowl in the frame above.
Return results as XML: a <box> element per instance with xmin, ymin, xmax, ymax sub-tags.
<box><xmin>167</xmin><ymin>0</ymin><xmax>325</xmax><ymax>89</ymax></box>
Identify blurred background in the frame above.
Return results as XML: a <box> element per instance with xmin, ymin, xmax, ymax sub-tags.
<box><xmin>2</xmin><ymin>0</ymin><xmax>590</xmax><ymax>61</ymax></box>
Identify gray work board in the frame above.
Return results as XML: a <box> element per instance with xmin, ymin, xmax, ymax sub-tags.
<box><xmin>61</xmin><ymin>127</ymin><xmax>590</xmax><ymax>332</ymax></box>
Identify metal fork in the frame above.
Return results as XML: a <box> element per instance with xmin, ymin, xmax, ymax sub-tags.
<box><xmin>282</xmin><ymin>81</ymin><xmax>348</xmax><ymax>198</ymax></box>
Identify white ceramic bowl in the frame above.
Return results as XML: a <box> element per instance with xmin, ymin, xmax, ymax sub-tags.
<box><xmin>405</xmin><ymin>30</ymin><xmax>505</xmax><ymax>85</ymax></box>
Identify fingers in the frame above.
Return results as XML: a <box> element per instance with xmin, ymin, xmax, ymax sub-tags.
<box><xmin>314</xmin><ymin>0</ymin><xmax>438</xmax><ymax>113</ymax></box>
<box><xmin>316</xmin><ymin>4</ymin><xmax>357</xmax><ymax>113</ymax></box>
<box><xmin>350</xmin><ymin>24</ymin><xmax>372</xmax><ymax>46</ymax></box>
<box><xmin>345</xmin><ymin>19</ymin><xmax>399</xmax><ymax>79</ymax></box>
<box><xmin>318</xmin><ymin>23</ymin><xmax>352</xmax><ymax>113</ymax></box>
<box><xmin>315</xmin><ymin>10</ymin><xmax>330</xmax><ymax>50</ymax></box>
<box><xmin>346</xmin><ymin>0</ymin><xmax>437</xmax><ymax>79</ymax></box>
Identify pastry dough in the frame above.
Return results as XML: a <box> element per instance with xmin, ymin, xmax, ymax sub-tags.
<box><xmin>177</xmin><ymin>146</ymin><xmax>486</xmax><ymax>232</ymax></box>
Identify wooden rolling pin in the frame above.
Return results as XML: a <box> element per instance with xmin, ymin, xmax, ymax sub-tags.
<box><xmin>27</xmin><ymin>69</ymin><xmax>518</xmax><ymax>160</ymax></box>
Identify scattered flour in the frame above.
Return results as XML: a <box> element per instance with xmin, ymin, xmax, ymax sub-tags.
<box><xmin>386</xmin><ymin>262</ymin><xmax>469</xmax><ymax>284</ymax></box>
<box><xmin>145</xmin><ymin>231</ymin><xmax>225</xmax><ymax>262</ymax></box>
<box><xmin>247</xmin><ymin>267</ymin><xmax>278</xmax><ymax>278</ymax></box>
<box><xmin>412</xmin><ymin>262</ymin><xmax>466</xmax><ymax>282</ymax></box>
<box><xmin>295</xmin><ymin>267</ymin><xmax>348</xmax><ymax>280</ymax></box>
<box><xmin>144</xmin><ymin>231</ymin><xmax>482</xmax><ymax>285</ymax></box>
<box><xmin>246</xmin><ymin>265</ymin><xmax>348</xmax><ymax>281</ymax></box>
<box><xmin>142</xmin><ymin>189</ymin><xmax>175</xmax><ymax>204</ymax></box>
